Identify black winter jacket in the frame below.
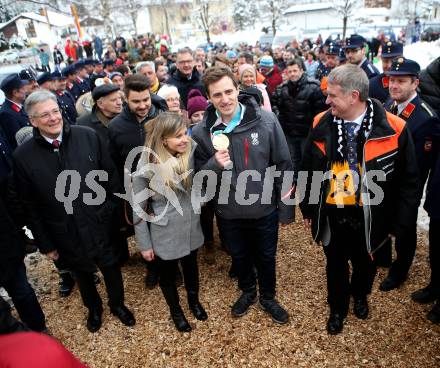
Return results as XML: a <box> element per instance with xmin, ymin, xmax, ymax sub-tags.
<box><xmin>299</xmin><ymin>100</ymin><xmax>420</xmax><ymax>257</ymax></box>
<box><xmin>13</xmin><ymin>124</ymin><xmax>121</xmax><ymax>272</ymax></box>
<box><xmin>0</xmin><ymin>178</ymin><xmax>26</xmax><ymax>283</ymax></box>
<box><xmin>272</xmin><ymin>75</ymin><xmax>327</xmax><ymax>137</ymax></box>
<box><xmin>108</xmin><ymin>98</ymin><xmax>167</xmax><ymax>180</ymax></box>
<box><xmin>419</xmin><ymin>57</ymin><xmax>440</xmax><ymax>117</ymax></box>
<box><xmin>167</xmin><ymin>68</ymin><xmax>206</xmax><ymax>109</ymax></box>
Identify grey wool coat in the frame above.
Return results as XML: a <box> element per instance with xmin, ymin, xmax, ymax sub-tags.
<box><xmin>132</xmin><ymin>152</ymin><xmax>204</xmax><ymax>261</ymax></box>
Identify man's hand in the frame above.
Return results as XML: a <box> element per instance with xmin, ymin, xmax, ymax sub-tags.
<box><xmin>303</xmin><ymin>219</ymin><xmax>312</xmax><ymax>228</ymax></box>
<box><xmin>141</xmin><ymin>249</ymin><xmax>155</xmax><ymax>262</ymax></box>
<box><xmin>46</xmin><ymin>250</ymin><xmax>59</xmax><ymax>261</ymax></box>
<box><xmin>214</xmin><ymin>149</ymin><xmax>231</xmax><ymax>169</ymax></box>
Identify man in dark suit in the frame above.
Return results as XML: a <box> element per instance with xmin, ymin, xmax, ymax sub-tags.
<box><xmin>13</xmin><ymin>89</ymin><xmax>135</xmax><ymax>333</ymax></box>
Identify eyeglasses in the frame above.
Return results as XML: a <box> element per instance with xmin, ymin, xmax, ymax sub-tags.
<box><xmin>32</xmin><ymin>108</ymin><xmax>61</xmax><ymax>120</ymax></box>
<box><xmin>177</xmin><ymin>59</ymin><xmax>193</xmax><ymax>65</ymax></box>
<box><xmin>166</xmin><ymin>97</ymin><xmax>180</xmax><ymax>102</ymax></box>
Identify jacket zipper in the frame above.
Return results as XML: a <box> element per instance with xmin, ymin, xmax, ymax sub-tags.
<box><xmin>313</xmin><ymin>161</ymin><xmax>330</xmax><ymax>243</ymax></box>
<box><xmin>361</xmin><ymin>132</ymin><xmax>396</xmax><ymax>258</ymax></box>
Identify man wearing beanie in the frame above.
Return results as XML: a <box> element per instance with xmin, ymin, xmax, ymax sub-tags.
<box><xmin>77</xmin><ymin>84</ymin><xmax>129</xmax><ymax>265</ymax></box>
<box><xmin>258</xmin><ymin>56</ymin><xmax>283</xmax><ymax>96</ymax></box>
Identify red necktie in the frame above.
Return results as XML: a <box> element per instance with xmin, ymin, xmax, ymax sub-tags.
<box><xmin>52</xmin><ymin>139</ymin><xmax>60</xmax><ymax>149</ymax></box>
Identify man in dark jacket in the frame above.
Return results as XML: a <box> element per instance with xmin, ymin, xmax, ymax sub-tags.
<box><xmin>380</xmin><ymin>58</ymin><xmax>440</xmax><ymax>291</ymax></box>
<box><xmin>300</xmin><ymin>64</ymin><xmax>419</xmax><ymax>335</ymax></box>
<box><xmin>272</xmin><ymin>58</ymin><xmax>326</xmax><ymax>178</ymax></box>
<box><xmin>192</xmin><ymin>67</ymin><xmax>294</xmax><ymax>325</ymax></box>
<box><xmin>108</xmin><ymin>75</ymin><xmax>167</xmax><ymax>288</ymax></box>
<box><xmin>13</xmin><ymin>90</ymin><xmax>135</xmax><ymax>333</ymax></box>
<box><xmin>0</xmin><ymin>74</ymin><xmax>30</xmax><ymax>150</ymax></box>
<box><xmin>167</xmin><ymin>47</ymin><xmax>206</xmax><ymax>109</ymax></box>
<box><xmin>0</xmin><ymin>178</ymin><xmax>46</xmax><ymax>333</ymax></box>
<box><xmin>419</xmin><ymin>56</ymin><xmax>440</xmax><ymax>117</ymax></box>
<box><xmin>77</xmin><ymin>84</ymin><xmax>128</xmax><ymax>264</ymax></box>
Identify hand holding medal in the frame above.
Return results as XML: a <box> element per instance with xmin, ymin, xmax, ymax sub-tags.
<box><xmin>212</xmin><ymin>133</ymin><xmax>233</xmax><ymax>169</ymax></box>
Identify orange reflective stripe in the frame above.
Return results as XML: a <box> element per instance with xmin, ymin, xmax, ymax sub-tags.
<box><xmin>312</xmin><ymin>111</ymin><xmax>327</xmax><ymax>128</ymax></box>
<box><xmin>364</xmin><ymin>113</ymin><xmax>406</xmax><ymax>162</ymax></box>
<box><xmin>314</xmin><ymin>141</ymin><xmax>326</xmax><ymax>155</ymax></box>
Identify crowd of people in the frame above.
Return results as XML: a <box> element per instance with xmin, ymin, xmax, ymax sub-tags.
<box><xmin>0</xmin><ymin>30</ymin><xmax>439</xmax><ymax>362</ymax></box>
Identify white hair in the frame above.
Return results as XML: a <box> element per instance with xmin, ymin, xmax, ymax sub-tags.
<box><xmin>157</xmin><ymin>84</ymin><xmax>179</xmax><ymax>100</ymax></box>
<box><xmin>135</xmin><ymin>61</ymin><xmax>155</xmax><ymax>73</ymax></box>
<box><xmin>25</xmin><ymin>89</ymin><xmax>57</xmax><ymax>117</ymax></box>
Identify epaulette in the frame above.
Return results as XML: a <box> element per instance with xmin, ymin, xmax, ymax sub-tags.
<box><xmin>421</xmin><ymin>102</ymin><xmax>434</xmax><ymax>117</ymax></box>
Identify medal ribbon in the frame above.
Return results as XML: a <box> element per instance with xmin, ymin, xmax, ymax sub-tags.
<box><xmin>210</xmin><ymin>104</ymin><xmax>242</xmax><ymax>137</ymax></box>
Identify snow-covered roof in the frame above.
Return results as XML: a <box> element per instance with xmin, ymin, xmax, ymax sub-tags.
<box><xmin>0</xmin><ymin>11</ymin><xmax>74</xmax><ymax>31</ymax></box>
<box><xmin>284</xmin><ymin>2</ymin><xmax>333</xmax><ymax>14</ymax></box>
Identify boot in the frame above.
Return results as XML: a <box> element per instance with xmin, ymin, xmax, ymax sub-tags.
<box><xmin>204</xmin><ymin>241</ymin><xmax>216</xmax><ymax>265</ymax></box>
<box><xmin>187</xmin><ymin>291</ymin><xmax>208</xmax><ymax>321</ymax></box>
<box><xmin>59</xmin><ymin>271</ymin><xmax>75</xmax><ymax>297</ymax></box>
<box><xmin>160</xmin><ymin>285</ymin><xmax>191</xmax><ymax>332</ymax></box>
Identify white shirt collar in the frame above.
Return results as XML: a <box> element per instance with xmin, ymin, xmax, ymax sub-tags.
<box><xmin>344</xmin><ymin>107</ymin><xmax>367</xmax><ymax>134</ymax></box>
<box><xmin>397</xmin><ymin>92</ymin><xmax>417</xmax><ymax>115</ymax></box>
<box><xmin>42</xmin><ymin>131</ymin><xmax>63</xmax><ymax>145</ymax></box>
<box><xmin>212</xmin><ymin>103</ymin><xmax>246</xmax><ymax>129</ymax></box>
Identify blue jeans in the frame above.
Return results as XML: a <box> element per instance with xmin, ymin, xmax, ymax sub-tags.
<box><xmin>285</xmin><ymin>135</ymin><xmax>307</xmax><ymax>179</ymax></box>
<box><xmin>1</xmin><ymin>262</ymin><xmax>46</xmax><ymax>331</ymax></box>
<box><xmin>217</xmin><ymin>210</ymin><xmax>279</xmax><ymax>299</ymax></box>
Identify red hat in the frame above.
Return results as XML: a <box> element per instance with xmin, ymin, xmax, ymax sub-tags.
<box><xmin>187</xmin><ymin>89</ymin><xmax>208</xmax><ymax>118</ymax></box>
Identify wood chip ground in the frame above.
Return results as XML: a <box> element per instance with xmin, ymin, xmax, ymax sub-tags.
<box><xmin>23</xmin><ymin>211</ymin><xmax>440</xmax><ymax>367</ymax></box>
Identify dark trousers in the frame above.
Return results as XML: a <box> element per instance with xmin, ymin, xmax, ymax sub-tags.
<box><xmin>387</xmin><ymin>222</ymin><xmax>417</xmax><ymax>281</ymax></box>
<box><xmin>75</xmin><ymin>264</ymin><xmax>124</xmax><ymax>310</ymax></box>
<box><xmin>285</xmin><ymin>135</ymin><xmax>307</xmax><ymax>179</ymax></box>
<box><xmin>217</xmin><ymin>210</ymin><xmax>279</xmax><ymax>299</ymax></box>
<box><xmin>0</xmin><ymin>296</ymin><xmax>29</xmax><ymax>334</ymax></box>
<box><xmin>0</xmin><ymin>262</ymin><xmax>46</xmax><ymax>331</ymax></box>
<box><xmin>429</xmin><ymin>218</ymin><xmax>440</xmax><ymax>292</ymax></box>
<box><xmin>324</xmin><ymin>209</ymin><xmax>377</xmax><ymax>316</ymax></box>
<box><xmin>158</xmin><ymin>250</ymin><xmax>199</xmax><ymax>291</ymax></box>
<box><xmin>201</xmin><ymin>204</ymin><xmax>214</xmax><ymax>242</ymax></box>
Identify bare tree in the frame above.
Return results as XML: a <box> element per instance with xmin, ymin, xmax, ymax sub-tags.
<box><xmin>194</xmin><ymin>0</ymin><xmax>214</xmax><ymax>44</ymax></box>
<box><xmin>333</xmin><ymin>0</ymin><xmax>361</xmax><ymax>40</ymax></box>
<box><xmin>258</xmin><ymin>0</ymin><xmax>287</xmax><ymax>35</ymax></box>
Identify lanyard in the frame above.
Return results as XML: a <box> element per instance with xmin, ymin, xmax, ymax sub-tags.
<box><xmin>210</xmin><ymin>104</ymin><xmax>242</xmax><ymax>137</ymax></box>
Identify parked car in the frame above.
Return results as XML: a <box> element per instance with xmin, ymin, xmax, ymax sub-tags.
<box><xmin>0</xmin><ymin>64</ymin><xmax>37</xmax><ymax>105</ymax></box>
<box><xmin>421</xmin><ymin>26</ymin><xmax>440</xmax><ymax>42</ymax></box>
<box><xmin>0</xmin><ymin>50</ymin><xmax>19</xmax><ymax>64</ymax></box>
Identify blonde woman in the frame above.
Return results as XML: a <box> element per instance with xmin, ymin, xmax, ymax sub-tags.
<box><xmin>132</xmin><ymin>112</ymin><xmax>206</xmax><ymax>332</ymax></box>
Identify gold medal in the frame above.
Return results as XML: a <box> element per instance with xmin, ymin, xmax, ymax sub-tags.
<box><xmin>212</xmin><ymin>134</ymin><xmax>229</xmax><ymax>150</ymax></box>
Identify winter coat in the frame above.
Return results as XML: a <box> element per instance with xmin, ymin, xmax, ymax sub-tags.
<box><xmin>272</xmin><ymin>75</ymin><xmax>327</xmax><ymax>137</ymax></box>
<box><xmin>132</xmin><ymin>151</ymin><xmax>204</xmax><ymax>260</ymax></box>
<box><xmin>0</xmin><ymin>178</ymin><xmax>25</xmax><ymax>284</ymax></box>
<box><xmin>13</xmin><ymin>124</ymin><xmax>121</xmax><ymax>272</ymax></box>
<box><xmin>77</xmin><ymin>106</ymin><xmax>110</xmax><ymax>147</ymax></box>
<box><xmin>0</xmin><ymin>126</ymin><xmax>13</xmax><ymax>182</ymax></box>
<box><xmin>419</xmin><ymin>57</ymin><xmax>440</xmax><ymax>117</ymax></box>
<box><xmin>167</xmin><ymin>68</ymin><xmax>206</xmax><ymax>109</ymax></box>
<box><xmin>262</xmin><ymin>65</ymin><xmax>283</xmax><ymax>96</ymax></box>
<box><xmin>192</xmin><ymin>94</ymin><xmax>294</xmax><ymax>224</ymax></box>
<box><xmin>424</xmin><ymin>112</ymin><xmax>440</xmax><ymax>220</ymax></box>
<box><xmin>299</xmin><ymin>100</ymin><xmax>420</xmax><ymax>257</ymax></box>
